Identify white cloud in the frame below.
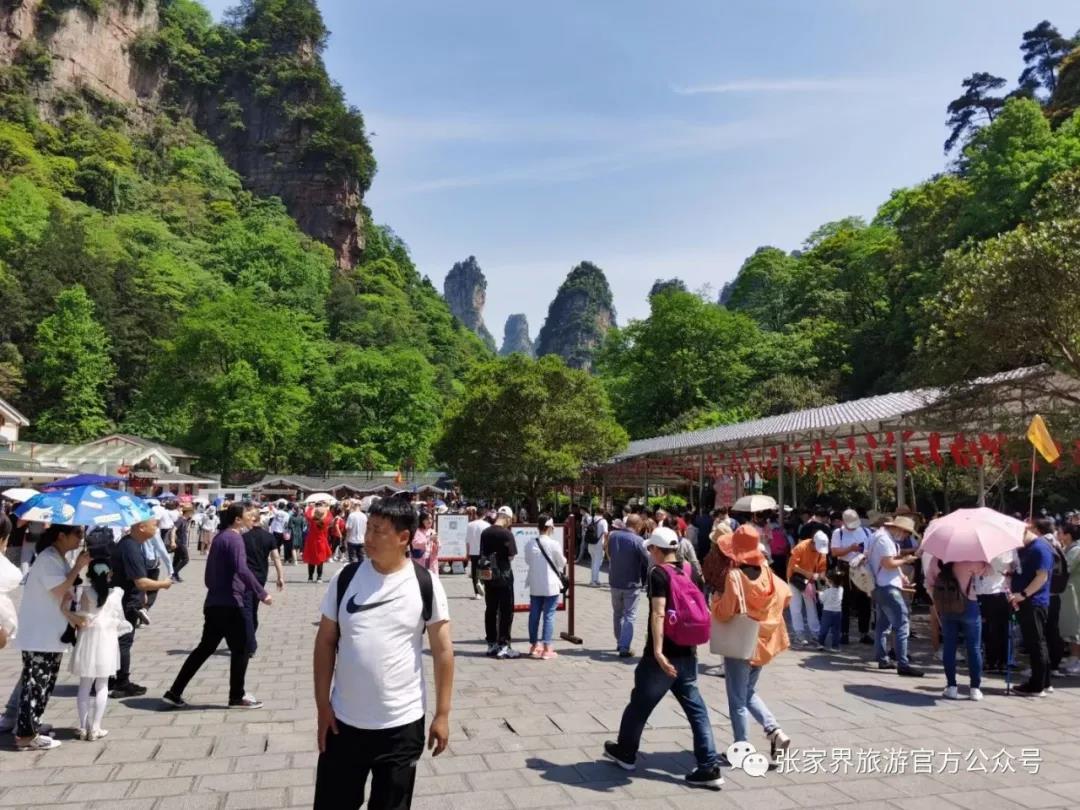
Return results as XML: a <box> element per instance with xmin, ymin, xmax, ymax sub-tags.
<box><xmin>673</xmin><ymin>77</ymin><xmax>873</xmax><ymax>95</ymax></box>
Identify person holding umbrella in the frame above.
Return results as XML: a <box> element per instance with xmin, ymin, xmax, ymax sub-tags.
<box><xmin>920</xmin><ymin>507</ymin><xmax>1028</xmax><ymax>697</ymax></box>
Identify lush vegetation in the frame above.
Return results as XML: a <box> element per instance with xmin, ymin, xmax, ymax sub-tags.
<box><xmin>0</xmin><ymin>0</ymin><xmax>488</xmax><ymax>477</ymax></box>
<box><xmin>599</xmin><ymin>20</ymin><xmax>1080</xmax><ymax>446</ymax></box>
<box><xmin>433</xmin><ymin>355</ymin><xmax>627</xmax><ymax>507</ymax></box>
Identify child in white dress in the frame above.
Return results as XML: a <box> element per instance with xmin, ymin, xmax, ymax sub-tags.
<box><xmin>67</xmin><ymin>562</ymin><xmax>132</xmax><ymax>741</ymax></box>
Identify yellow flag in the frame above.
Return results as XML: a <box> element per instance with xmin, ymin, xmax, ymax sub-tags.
<box><xmin>1026</xmin><ymin>414</ymin><xmax>1060</xmax><ymax>463</ymax></box>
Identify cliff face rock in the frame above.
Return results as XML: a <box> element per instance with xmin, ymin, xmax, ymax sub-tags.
<box><xmin>0</xmin><ymin>0</ymin><xmax>162</xmax><ymax>108</ymax></box>
<box><xmin>0</xmin><ymin>0</ymin><xmax>367</xmax><ymax>269</ymax></box>
<box><xmin>499</xmin><ymin>313</ymin><xmax>533</xmax><ymax>357</ymax></box>
<box><xmin>534</xmin><ymin>261</ymin><xmax>615</xmax><ymax>372</ymax></box>
<box><xmin>1049</xmin><ymin>48</ymin><xmax>1080</xmax><ymax>126</ymax></box>
<box><xmin>443</xmin><ymin>256</ymin><xmax>495</xmax><ymax>351</ymax></box>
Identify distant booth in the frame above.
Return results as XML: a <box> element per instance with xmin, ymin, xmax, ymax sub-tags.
<box><xmin>584</xmin><ymin>366</ymin><xmax>1080</xmax><ymax>513</ymax></box>
<box><xmin>251</xmin><ymin>472</ymin><xmax>454</xmax><ymax>503</ymax></box>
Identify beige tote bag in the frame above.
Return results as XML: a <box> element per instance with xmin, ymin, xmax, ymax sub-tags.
<box><xmin>709</xmin><ymin>570</ymin><xmax>760</xmax><ymax>659</ymax></box>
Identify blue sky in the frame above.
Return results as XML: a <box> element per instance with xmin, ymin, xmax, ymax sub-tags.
<box><xmin>203</xmin><ymin>1</ymin><xmax>1079</xmax><ymax>343</ymax></box>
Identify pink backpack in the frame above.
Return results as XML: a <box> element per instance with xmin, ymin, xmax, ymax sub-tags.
<box><xmin>769</xmin><ymin>527</ymin><xmax>789</xmax><ymax>557</ymax></box>
<box><xmin>662</xmin><ymin>564</ymin><xmax>711</xmax><ymax>647</ymax></box>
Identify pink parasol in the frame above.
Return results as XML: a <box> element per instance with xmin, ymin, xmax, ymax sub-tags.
<box><xmin>919</xmin><ymin>507</ymin><xmax>1027</xmax><ymax>564</ymax></box>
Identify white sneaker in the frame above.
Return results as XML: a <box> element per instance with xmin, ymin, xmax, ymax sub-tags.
<box><xmin>496</xmin><ymin>645</ymin><xmax>521</xmax><ymax>660</ymax></box>
<box><xmin>473</xmin><ymin>593</ymin><xmax>483</xmax><ymax>600</ymax></box>
<box><xmin>88</xmin><ymin>728</ymin><xmax>109</xmax><ymax>741</ymax></box>
<box><xmin>16</xmin><ymin>735</ymin><xmax>60</xmax><ymax>751</ymax></box>
<box><xmin>969</xmin><ymin>688</ymin><xmax>984</xmax><ymax>701</ymax></box>
<box><xmin>942</xmin><ymin>686</ymin><xmax>961</xmax><ymax>700</ymax></box>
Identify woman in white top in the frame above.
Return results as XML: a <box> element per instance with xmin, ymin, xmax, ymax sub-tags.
<box><xmin>975</xmin><ymin>548</ymin><xmax>1017</xmax><ymax>672</ymax></box>
<box><xmin>68</xmin><ymin>561</ymin><xmax>133</xmax><ymax>741</ymax></box>
<box><xmin>525</xmin><ymin>515</ymin><xmax>566</xmax><ymax>660</ymax></box>
<box><xmin>13</xmin><ymin>523</ymin><xmax>90</xmax><ymax>751</ymax></box>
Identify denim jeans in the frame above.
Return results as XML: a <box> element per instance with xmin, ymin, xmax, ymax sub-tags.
<box><xmin>873</xmin><ymin>585</ymin><xmax>910</xmax><ymax>667</ymax></box>
<box><xmin>610</xmin><ymin>587</ymin><xmax>641</xmax><ymax>653</ymax></box>
<box><xmin>818</xmin><ymin>609</ymin><xmax>843</xmax><ymax>648</ymax></box>
<box><xmin>616</xmin><ymin>654</ymin><xmax>718</xmax><ymax>768</ymax></box>
<box><xmin>528</xmin><ymin>595</ymin><xmax>559</xmax><ymax>645</ymax></box>
<box><xmin>942</xmin><ymin>599</ymin><xmax>982</xmax><ymax>688</ymax></box>
<box><xmin>722</xmin><ymin>657</ymin><xmax>779</xmax><ymax>743</ymax></box>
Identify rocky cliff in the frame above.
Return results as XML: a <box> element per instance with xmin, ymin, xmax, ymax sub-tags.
<box><xmin>499</xmin><ymin>313</ymin><xmax>533</xmax><ymax>357</ymax></box>
<box><xmin>443</xmin><ymin>256</ymin><xmax>496</xmax><ymax>351</ymax></box>
<box><xmin>534</xmin><ymin>261</ymin><xmax>615</xmax><ymax>372</ymax></box>
<box><xmin>0</xmin><ymin>0</ymin><xmax>370</xmax><ymax>269</ymax></box>
<box><xmin>1050</xmin><ymin>47</ymin><xmax>1080</xmax><ymax>126</ymax></box>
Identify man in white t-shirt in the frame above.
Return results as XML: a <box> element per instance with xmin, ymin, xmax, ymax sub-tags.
<box><xmin>313</xmin><ymin>495</ymin><xmax>454</xmax><ymax>810</ymax></box>
<box><xmin>464</xmin><ymin>506</ymin><xmax>490</xmax><ymax>599</ymax></box>
<box><xmin>829</xmin><ymin>508</ymin><xmax>875</xmax><ymax>645</ymax></box>
<box><xmin>147</xmin><ymin>500</ymin><xmax>175</xmax><ymax>579</ymax></box>
<box><xmin>345</xmin><ymin>501</ymin><xmax>368</xmax><ymax>564</ymax></box>
<box><xmin>867</xmin><ymin>516</ymin><xmax>922</xmax><ymax>677</ymax></box>
<box><xmin>589</xmin><ymin>513</ymin><xmax>609</xmax><ymax>586</ymax></box>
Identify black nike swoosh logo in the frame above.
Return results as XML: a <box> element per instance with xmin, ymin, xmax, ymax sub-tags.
<box><xmin>345</xmin><ymin>595</ymin><xmax>399</xmax><ymax>614</ymax></box>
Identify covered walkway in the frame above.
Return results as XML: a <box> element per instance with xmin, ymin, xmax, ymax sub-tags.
<box><xmin>589</xmin><ymin>366</ymin><xmax>1080</xmax><ymax>510</ymax></box>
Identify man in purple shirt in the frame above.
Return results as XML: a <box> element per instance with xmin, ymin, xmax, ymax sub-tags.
<box><xmin>162</xmin><ymin>503</ymin><xmax>273</xmax><ymax>710</ymax></box>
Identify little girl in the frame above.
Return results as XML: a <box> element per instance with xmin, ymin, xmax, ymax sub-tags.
<box><xmin>67</xmin><ymin>561</ymin><xmax>132</xmax><ymax>741</ymax></box>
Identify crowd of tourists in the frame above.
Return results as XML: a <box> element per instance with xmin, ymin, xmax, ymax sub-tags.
<box><xmin>3</xmin><ymin>486</ymin><xmax>1080</xmax><ymax>808</ymax></box>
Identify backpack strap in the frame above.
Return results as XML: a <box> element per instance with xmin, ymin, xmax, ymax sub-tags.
<box><xmin>413</xmin><ymin>561</ymin><xmax>434</xmax><ymax>624</ymax></box>
<box><xmin>334</xmin><ymin>562</ymin><xmax>362</xmax><ymax>642</ymax></box>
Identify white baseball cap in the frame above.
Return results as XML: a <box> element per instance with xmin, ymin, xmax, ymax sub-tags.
<box><xmin>496</xmin><ymin>506</ymin><xmax>514</xmax><ymax>518</ymax></box>
<box><xmin>842</xmin><ymin>509</ymin><xmax>861</xmax><ymax>530</ymax></box>
<box><xmin>645</xmin><ymin>526</ymin><xmax>679</xmax><ymax>550</ymax></box>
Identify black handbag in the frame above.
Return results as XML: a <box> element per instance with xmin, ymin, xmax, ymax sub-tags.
<box><xmin>536</xmin><ymin>536</ymin><xmax>569</xmax><ymax>594</ymax></box>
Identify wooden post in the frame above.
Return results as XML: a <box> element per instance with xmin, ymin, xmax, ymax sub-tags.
<box><xmin>559</xmin><ymin>513</ymin><xmax>582</xmax><ymax>645</ymax></box>
<box><xmin>895</xmin><ymin>430</ymin><xmax>906</xmax><ymax>509</ymax></box>
<box><xmin>777</xmin><ymin>443</ymin><xmax>785</xmax><ymax>509</ymax></box>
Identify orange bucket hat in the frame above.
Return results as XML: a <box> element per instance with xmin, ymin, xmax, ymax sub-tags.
<box><xmin>716</xmin><ymin>523</ymin><xmax>767</xmax><ymax>566</ymax></box>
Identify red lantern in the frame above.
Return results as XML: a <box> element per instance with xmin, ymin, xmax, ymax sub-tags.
<box><xmin>865</xmin><ymin>434</ymin><xmax>879</xmax><ymax>450</ymax></box>
<box><xmin>813</xmin><ymin>440</ymin><xmax>823</xmax><ymax>457</ymax></box>
<box><xmin>885</xmin><ymin>431</ymin><xmax>895</xmax><ymax>447</ymax></box>
<box><xmin>914</xmin><ymin>447</ymin><xmax>926</xmax><ymax>465</ymax></box>
<box><xmin>829</xmin><ymin>438</ymin><xmax>839</xmax><ymax>452</ymax></box>
<box><xmin>929</xmin><ymin>433</ymin><xmax>943</xmax><ymax>465</ymax></box>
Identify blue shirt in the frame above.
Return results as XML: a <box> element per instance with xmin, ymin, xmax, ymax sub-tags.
<box><xmin>1013</xmin><ymin>537</ymin><xmax>1054</xmax><ymax>608</ymax></box>
<box><xmin>606</xmin><ymin>529</ymin><xmax>649</xmax><ymax>590</ymax></box>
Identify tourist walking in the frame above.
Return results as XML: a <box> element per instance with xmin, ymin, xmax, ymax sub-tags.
<box><xmin>607</xmin><ymin>514</ymin><xmax>650</xmax><ymax>657</ymax></box>
<box><xmin>524</xmin><ymin>514</ymin><xmax>566</xmax><ymax>659</ymax></box>
<box><xmin>465</xmin><ymin>506</ymin><xmax>490</xmax><ymax>599</ymax></box>
<box><xmin>345</xmin><ymin>499</ymin><xmax>367</xmax><ymax>563</ymax></box>
<box><xmin>0</xmin><ymin>514</ymin><xmax>20</xmax><ymax>735</ymax></box>
<box><xmin>198</xmin><ymin>504</ymin><xmax>218</xmax><ymax>553</ymax></box>
<box><xmin>171</xmin><ymin>505</ymin><xmax>193</xmax><ymax>583</ymax></box>
<box><xmin>1009</xmin><ymin>527</ymin><xmax>1054</xmax><ymax>695</ymax></box>
<box><xmin>287</xmin><ymin>504</ymin><xmax>307</xmax><ymax>565</ymax></box>
<box><xmin>868</xmin><ymin>516</ymin><xmax>923</xmax><ymax>677</ymax></box>
<box><xmin>109</xmin><ymin>518</ymin><xmax>171</xmax><ymax>698</ymax></box>
<box><xmin>242</xmin><ymin>507</ymin><xmax>285</xmax><ymax>656</ymax></box>
<box><xmin>305</xmin><ymin>503</ymin><xmax>333</xmax><ymax>583</ymax></box>
<box><xmin>412</xmin><ymin>513</ymin><xmax>441</xmax><ymax>573</ymax></box>
<box><xmin>710</xmin><ymin>524</ymin><xmax>793</xmax><ymax>762</ymax></box>
<box><xmin>926</xmin><ymin>555</ymin><xmax>989</xmax><ymax>700</ymax></box>
<box><xmin>313</xmin><ymin>495</ymin><xmax>454</xmax><ymax>810</ymax></box>
<box><xmin>786</xmin><ymin>530</ymin><xmax>826</xmax><ymax>645</ymax></box>
<box><xmin>604</xmin><ymin>527</ymin><xmax>722</xmax><ymax>789</ymax></box>
<box><xmin>481</xmin><ymin>506</ymin><xmax>519</xmax><ymax>659</ymax></box>
<box><xmin>150</xmin><ymin>499</ymin><xmax>176</xmax><ymax>580</ymax></box>
<box><xmin>163</xmin><ymin>503</ymin><xmax>272</xmax><ymax>710</ymax></box>
<box><xmin>829</xmin><ymin>508</ymin><xmax>874</xmax><ymax>644</ymax></box>
<box><xmin>269</xmin><ymin>499</ymin><xmax>290</xmax><ymax>558</ymax></box>
<box><xmin>12</xmin><ymin>524</ymin><xmax>90</xmax><ymax>751</ymax></box>
<box><xmin>70</xmin><ymin>561</ymin><xmax>132</xmax><ymax>741</ymax></box>
<box><xmin>589</xmin><ymin>511</ymin><xmax>610</xmax><ymax>586</ymax></box>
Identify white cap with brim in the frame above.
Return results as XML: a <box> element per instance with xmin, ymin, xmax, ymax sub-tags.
<box><xmin>496</xmin><ymin>506</ymin><xmax>514</xmax><ymax>518</ymax></box>
<box><xmin>645</xmin><ymin>526</ymin><xmax>679</xmax><ymax>550</ymax></box>
<box><xmin>842</xmin><ymin>508</ymin><xmax>861</xmax><ymax>530</ymax></box>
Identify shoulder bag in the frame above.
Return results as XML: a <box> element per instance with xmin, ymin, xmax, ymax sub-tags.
<box><xmin>709</xmin><ymin>569</ymin><xmax>760</xmax><ymax>659</ymax></box>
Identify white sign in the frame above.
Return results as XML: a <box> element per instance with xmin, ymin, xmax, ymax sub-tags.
<box><xmin>435</xmin><ymin>514</ymin><xmax>469</xmax><ymax>561</ymax></box>
<box><xmin>510</xmin><ymin>525</ymin><xmax>566</xmax><ymax>611</ymax></box>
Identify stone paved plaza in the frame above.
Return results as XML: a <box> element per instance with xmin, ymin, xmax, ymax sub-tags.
<box><xmin>1</xmin><ymin>556</ymin><xmax>1079</xmax><ymax>809</ymax></box>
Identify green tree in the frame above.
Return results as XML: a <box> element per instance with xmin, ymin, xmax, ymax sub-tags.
<box><xmin>721</xmin><ymin>247</ymin><xmax>798</xmax><ymax>331</ymax></box>
<box><xmin>945</xmin><ymin>72</ymin><xmax>1007</xmax><ymax>153</ymax></box>
<box><xmin>434</xmin><ymin>354</ymin><xmax>627</xmax><ymax>505</ymax></box>
<box><xmin>1019</xmin><ymin>20</ymin><xmax>1076</xmax><ymax>97</ymax></box>
<box><xmin>29</xmin><ymin>285</ymin><xmax>114</xmax><ymax>442</ymax></box>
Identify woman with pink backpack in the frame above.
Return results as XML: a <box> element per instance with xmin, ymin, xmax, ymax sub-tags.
<box><xmin>711</xmin><ymin>524</ymin><xmax>793</xmax><ymax>764</ymax></box>
<box><xmin>603</xmin><ymin>526</ymin><xmax>723</xmax><ymax>790</ymax></box>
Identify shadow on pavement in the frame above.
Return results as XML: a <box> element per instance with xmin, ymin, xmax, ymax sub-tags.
<box><xmin>844</xmin><ymin>683</ymin><xmax>938</xmax><ymax>706</ymax></box>
<box><xmin>526</xmin><ymin>750</ymin><xmax>690</xmax><ymax>791</ymax></box>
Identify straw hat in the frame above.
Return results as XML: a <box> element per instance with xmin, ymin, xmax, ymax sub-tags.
<box><xmin>883</xmin><ymin>515</ymin><xmax>919</xmax><ymax>537</ymax></box>
<box><xmin>716</xmin><ymin>524</ymin><xmax>766</xmax><ymax>566</ymax></box>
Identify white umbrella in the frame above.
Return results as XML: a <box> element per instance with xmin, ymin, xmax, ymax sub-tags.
<box><xmin>1</xmin><ymin>487</ymin><xmax>39</xmax><ymax>503</ymax></box>
<box><xmin>732</xmin><ymin>494</ymin><xmax>778</xmax><ymax>513</ymax></box>
<box><xmin>305</xmin><ymin>492</ymin><xmax>335</xmax><ymax>505</ymax></box>
<box><xmin>359</xmin><ymin>495</ymin><xmax>380</xmax><ymax>512</ymax></box>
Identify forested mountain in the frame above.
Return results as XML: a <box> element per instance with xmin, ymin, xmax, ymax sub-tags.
<box><xmin>0</xmin><ymin>0</ymin><xmax>488</xmax><ymax>479</ymax></box>
<box><xmin>598</xmin><ymin>19</ymin><xmax>1080</xmax><ymax>441</ymax></box>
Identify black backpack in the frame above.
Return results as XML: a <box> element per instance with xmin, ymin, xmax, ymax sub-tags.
<box><xmin>335</xmin><ymin>561</ymin><xmax>434</xmax><ymax>635</ymax></box>
<box><xmin>1050</xmin><ymin>544</ymin><xmax>1069</xmax><ymax>595</ymax></box>
<box><xmin>583</xmin><ymin>519</ymin><xmax>599</xmax><ymax>545</ymax></box>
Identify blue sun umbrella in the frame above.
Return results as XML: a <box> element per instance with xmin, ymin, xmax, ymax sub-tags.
<box><xmin>14</xmin><ymin>486</ymin><xmax>154</xmax><ymax>528</ymax></box>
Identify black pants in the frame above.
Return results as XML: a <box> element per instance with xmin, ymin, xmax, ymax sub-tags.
<box><xmin>347</xmin><ymin>543</ymin><xmax>364</xmax><ymax>563</ymax></box>
<box><xmin>979</xmin><ymin>593</ymin><xmax>1011</xmax><ymax>669</ymax></box>
<box><xmin>241</xmin><ymin>591</ymin><xmax>261</xmax><ymax>655</ymax></box>
<box><xmin>283</xmin><ymin>538</ymin><xmax>295</xmax><ymax>563</ymax></box>
<box><xmin>146</xmin><ymin>566</ymin><xmax>160</xmax><ymax>608</ymax></box>
<box><xmin>469</xmin><ymin>555</ymin><xmax>483</xmax><ymax>595</ymax></box>
<box><xmin>1017</xmin><ymin>600</ymin><xmax>1050</xmax><ymax>690</ymax></box>
<box><xmin>173</xmin><ymin>544</ymin><xmax>189</xmax><ymax>577</ymax></box>
<box><xmin>1047</xmin><ymin>594</ymin><xmax>1065</xmax><ymax>670</ymax></box>
<box><xmin>16</xmin><ymin>651</ymin><xmax>62</xmax><ymax>738</ymax></box>
<box><xmin>838</xmin><ymin>563</ymin><xmax>871</xmax><ymax>638</ymax></box>
<box><xmin>770</xmin><ymin>554</ymin><xmax>789</xmax><ymax>582</ymax></box>
<box><xmin>314</xmin><ymin>717</ymin><xmax>425</xmax><ymax>810</ymax></box>
<box><xmin>308</xmin><ymin>564</ymin><xmax>324</xmax><ymax>581</ymax></box>
<box><xmin>484</xmin><ymin>582</ymin><xmax>514</xmax><ymax>645</ymax></box>
<box><xmin>169</xmin><ymin>605</ymin><xmax>250</xmax><ymax>703</ymax></box>
<box><xmin>115</xmin><ymin>613</ymin><xmax>137</xmax><ymax>686</ymax></box>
